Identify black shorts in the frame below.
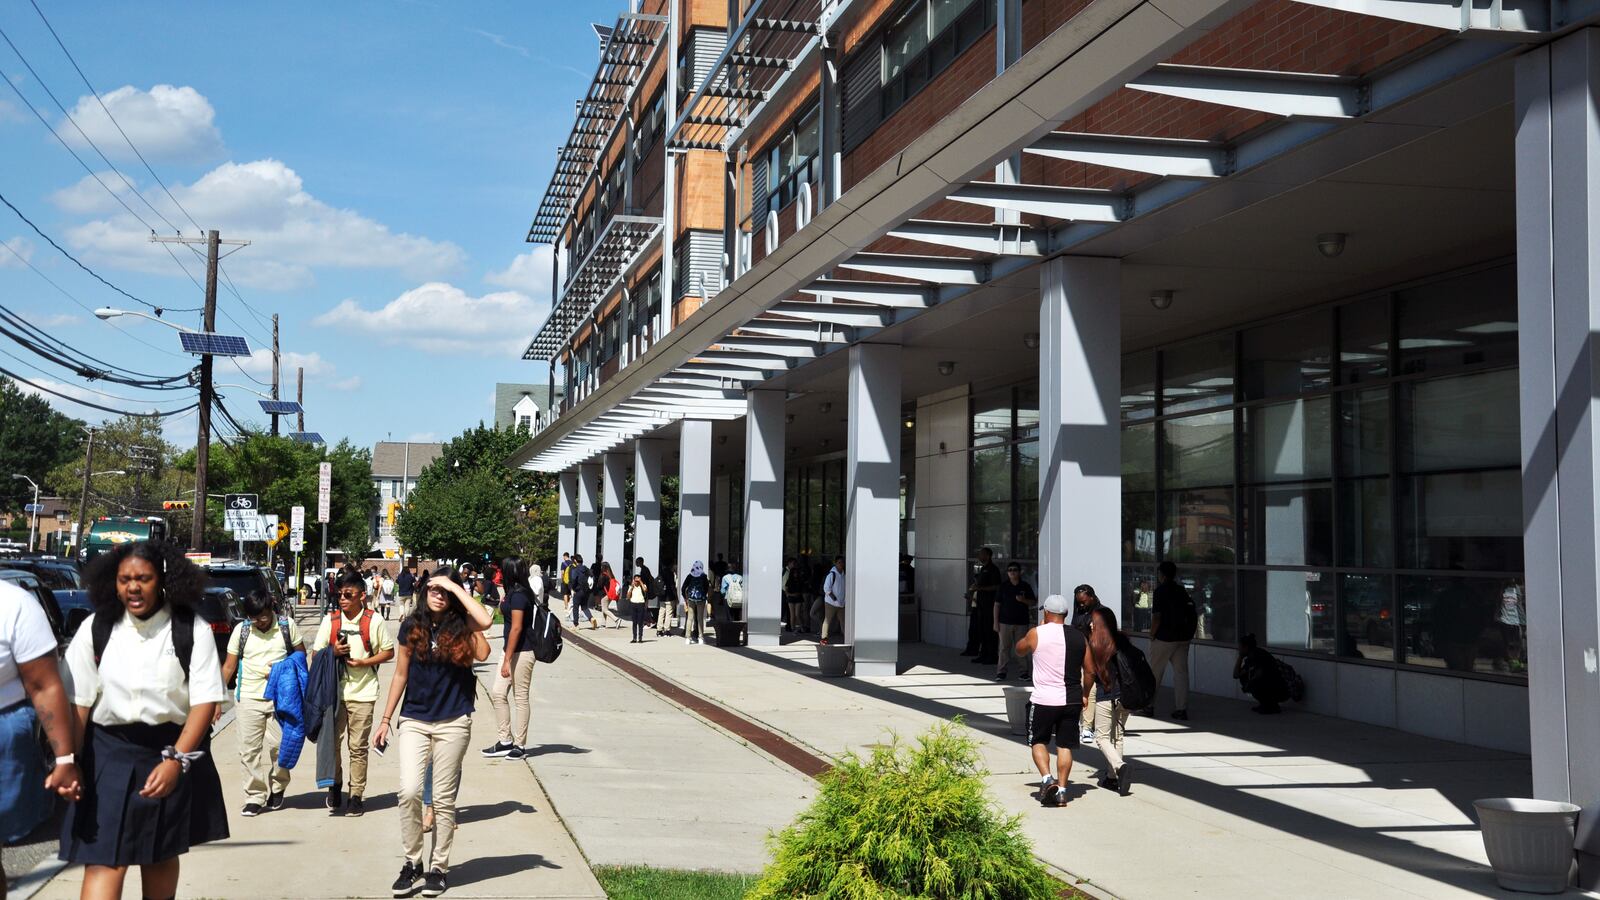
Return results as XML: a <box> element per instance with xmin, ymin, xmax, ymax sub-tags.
<box><xmin>1027</xmin><ymin>702</ymin><xmax>1083</xmax><ymax>747</ymax></box>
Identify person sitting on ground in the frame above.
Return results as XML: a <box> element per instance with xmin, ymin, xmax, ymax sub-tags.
<box><xmin>308</xmin><ymin>570</ymin><xmax>394</xmax><ymax>817</ymax></box>
<box><xmin>220</xmin><ymin>590</ymin><xmax>305</xmax><ymax>816</ymax></box>
<box><xmin>1234</xmin><ymin>633</ymin><xmax>1290</xmax><ymax>714</ymax></box>
<box><xmin>1013</xmin><ymin>594</ymin><xmax>1096</xmax><ymax>807</ymax></box>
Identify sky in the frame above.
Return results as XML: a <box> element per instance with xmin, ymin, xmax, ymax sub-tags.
<box><xmin>0</xmin><ymin>0</ymin><xmax>609</xmax><ymax>449</ymax></box>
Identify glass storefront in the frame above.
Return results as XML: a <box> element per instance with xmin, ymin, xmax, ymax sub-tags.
<box><xmin>1119</xmin><ymin>262</ymin><xmax>1525</xmax><ymax>680</ymax></box>
<box><xmin>968</xmin><ymin>384</ymin><xmax>1040</xmax><ymax>576</ymax></box>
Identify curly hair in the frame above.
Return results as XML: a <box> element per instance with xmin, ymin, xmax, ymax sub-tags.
<box><xmin>402</xmin><ymin>564</ymin><xmax>474</xmax><ymax>666</ymax></box>
<box><xmin>83</xmin><ymin>540</ymin><xmax>205</xmax><ymax>620</ymax></box>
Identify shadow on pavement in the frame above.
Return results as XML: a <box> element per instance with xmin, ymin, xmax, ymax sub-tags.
<box><xmin>457</xmin><ymin>800</ymin><xmax>537</xmax><ymax>824</ymax></box>
<box><xmin>520</xmin><ymin>743</ymin><xmax>591</xmax><ymax>758</ymax></box>
<box><xmin>448</xmin><ymin>852</ymin><xmax>561</xmax><ymax>886</ymax></box>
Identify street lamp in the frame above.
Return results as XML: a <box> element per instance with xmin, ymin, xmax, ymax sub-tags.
<box><xmin>91</xmin><ymin>470</ymin><xmax>127</xmax><ymax>478</ymax></box>
<box><xmin>10</xmin><ymin>474</ymin><xmax>38</xmax><ymax>553</ymax></box>
<box><xmin>94</xmin><ymin>307</ymin><xmax>195</xmax><ymax>333</ymax></box>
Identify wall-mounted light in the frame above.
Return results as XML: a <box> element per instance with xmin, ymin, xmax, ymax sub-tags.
<box><xmin>937</xmin><ymin>360</ymin><xmax>956</xmax><ymax>376</ymax></box>
<box><xmin>1316</xmin><ymin>232</ymin><xmax>1347</xmax><ymax>258</ymax></box>
<box><xmin>1023</xmin><ymin>333</ymin><xmax>1040</xmax><ymax>350</ymax></box>
<box><xmin>903</xmin><ymin>417</ymin><xmax>914</xmax><ymax>430</ymax></box>
<box><xmin>1149</xmin><ymin>290</ymin><xmax>1174</xmax><ymax>311</ymax></box>
<box><xmin>819</xmin><ymin>401</ymin><xmax>832</xmax><ymax>414</ymax></box>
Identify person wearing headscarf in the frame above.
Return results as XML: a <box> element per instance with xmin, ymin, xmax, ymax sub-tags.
<box><xmin>680</xmin><ymin>562</ymin><xmax>712</xmax><ymax>646</ymax></box>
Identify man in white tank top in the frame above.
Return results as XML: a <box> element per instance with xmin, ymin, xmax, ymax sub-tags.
<box><xmin>1015</xmin><ymin>594</ymin><xmax>1097</xmax><ymax>806</ymax></box>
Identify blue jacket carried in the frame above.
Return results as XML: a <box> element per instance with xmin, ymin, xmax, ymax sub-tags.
<box><xmin>263</xmin><ymin>650</ymin><xmax>308</xmax><ymax>769</ymax></box>
<box><xmin>303</xmin><ymin>643</ymin><xmax>344</xmax><ymax>789</ymax></box>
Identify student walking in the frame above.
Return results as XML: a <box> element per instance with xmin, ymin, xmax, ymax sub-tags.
<box><xmin>1072</xmin><ymin>585</ymin><xmax>1104</xmax><ymax>744</ymax></box>
<box><xmin>60</xmin><ymin>541</ymin><xmax>228</xmax><ymax>899</ymax></box>
<box><xmin>966</xmin><ymin>548</ymin><xmax>1002</xmax><ymax>664</ymax></box>
<box><xmin>655</xmin><ymin>565</ymin><xmax>677</xmax><ymax>637</ymax></box>
<box><xmin>820</xmin><ymin>556</ymin><xmax>846</xmax><ymax>646</ymax></box>
<box><xmin>375</xmin><ymin>568</ymin><xmax>491</xmax><ymax>898</ymax></box>
<box><xmin>220</xmin><ymin>590</ymin><xmax>305</xmax><ymax>816</ymax></box>
<box><xmin>309</xmin><ymin>570</ymin><xmax>394</xmax><ymax>817</ymax></box>
<box><xmin>1087</xmin><ymin>606</ymin><xmax>1134</xmax><ymax>795</ymax></box>
<box><xmin>482</xmin><ymin>557</ymin><xmax>538</xmax><ymax>761</ymax></box>
<box><xmin>379</xmin><ymin>570</ymin><xmax>398</xmax><ymax>619</ymax></box>
<box><xmin>681</xmin><ymin>562</ymin><xmax>711</xmax><ymax>645</ymax></box>
<box><xmin>397</xmin><ymin>566</ymin><xmax>417</xmax><ymax>618</ymax></box>
<box><xmin>628</xmin><ymin>574</ymin><xmax>649</xmax><ymax>642</ymax></box>
<box><xmin>783</xmin><ymin>557</ymin><xmax>808</xmax><ymax>633</ymax></box>
<box><xmin>0</xmin><ymin>579</ymin><xmax>80</xmax><ymax>892</ymax></box>
<box><xmin>1145</xmin><ymin>560</ymin><xmax>1198</xmax><ymax>720</ymax></box>
<box><xmin>993</xmin><ymin>563</ymin><xmax>1037</xmax><ymax>681</ymax></box>
<box><xmin>1014</xmin><ymin>594</ymin><xmax>1096</xmax><ymax>807</ymax></box>
<box><xmin>566</xmin><ymin>556</ymin><xmax>593</xmax><ymax>628</ymax></box>
<box><xmin>597</xmin><ymin>562</ymin><xmax>622</xmax><ymax>629</ymax></box>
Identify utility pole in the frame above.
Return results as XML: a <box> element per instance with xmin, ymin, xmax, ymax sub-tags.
<box><xmin>74</xmin><ymin>426</ymin><xmax>95</xmax><ymax>558</ymax></box>
<box><xmin>192</xmin><ymin>229</ymin><xmax>219</xmax><ymax>551</ymax></box>
<box><xmin>271</xmin><ymin>314</ymin><xmax>281</xmax><ymax>436</ymax></box>
<box><xmin>296</xmin><ymin>367</ymin><xmax>305</xmax><ymax>432</ymax></box>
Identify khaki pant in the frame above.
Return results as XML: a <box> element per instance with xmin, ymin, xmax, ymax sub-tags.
<box><xmin>995</xmin><ymin>623</ymin><xmax>1030</xmax><ymax>676</ymax></box>
<box><xmin>332</xmin><ymin>699</ymin><xmax>375</xmax><ymax>797</ymax></box>
<box><xmin>683</xmin><ymin>600</ymin><xmax>708</xmax><ymax>641</ymax></box>
<box><xmin>489</xmin><ymin>651</ymin><xmax>536</xmax><ymax>747</ymax></box>
<box><xmin>1147</xmin><ymin>638</ymin><xmax>1191</xmax><ymax>710</ymax></box>
<box><xmin>653</xmin><ymin>602</ymin><xmax>671</xmax><ymax>633</ymax></box>
<box><xmin>821</xmin><ymin>604</ymin><xmax>843</xmax><ymax>642</ymax></box>
<box><xmin>1094</xmin><ymin>698</ymin><xmax>1129</xmax><ymax>770</ymax></box>
<box><xmin>236</xmin><ymin>695</ymin><xmax>290</xmax><ymax>804</ymax></box>
<box><xmin>398</xmin><ymin>715</ymin><xmax>472</xmax><ymax>873</ymax></box>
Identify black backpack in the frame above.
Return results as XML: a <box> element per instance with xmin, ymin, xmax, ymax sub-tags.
<box><xmin>1112</xmin><ymin>642</ymin><xmax>1158</xmax><ymax>710</ymax></box>
<box><xmin>1173</xmin><ymin>590</ymin><xmax>1199</xmax><ymax>640</ymax></box>
<box><xmin>92</xmin><ymin>605</ymin><xmax>196</xmax><ymax>681</ymax></box>
<box><xmin>525</xmin><ymin>602</ymin><xmax>563</xmax><ymax>663</ymax></box>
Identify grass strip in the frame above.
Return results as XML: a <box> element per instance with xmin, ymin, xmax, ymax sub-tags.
<box><xmin>592</xmin><ymin>865</ymin><xmax>755</xmax><ymax>900</ymax></box>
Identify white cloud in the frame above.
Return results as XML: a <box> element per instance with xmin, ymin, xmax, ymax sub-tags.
<box><xmin>19</xmin><ymin>311</ymin><xmax>79</xmax><ymax>328</ymax></box>
<box><xmin>0</xmin><ymin>98</ymin><xmax>22</xmax><ymax>123</ymax></box>
<box><xmin>470</xmin><ymin>28</ymin><xmax>529</xmax><ymax>57</ymax></box>
<box><xmin>61</xmin><ymin>159</ymin><xmax>467</xmax><ymax>290</ymax></box>
<box><xmin>328</xmin><ymin>375</ymin><xmax>363</xmax><ymax>392</ymax></box>
<box><xmin>57</xmin><ymin>85</ymin><xmax>223</xmax><ymax>163</ymax></box>
<box><xmin>229</xmin><ymin>348</ymin><xmax>362</xmax><ymax>393</ymax></box>
<box><xmin>0</xmin><ymin>236</ymin><xmax>34</xmax><ymax>268</ymax></box>
<box><xmin>484</xmin><ymin>246</ymin><xmax>553</xmax><ymax>300</ymax></box>
<box><xmin>312</xmin><ymin>282</ymin><xmax>545</xmax><ymax>356</ymax></box>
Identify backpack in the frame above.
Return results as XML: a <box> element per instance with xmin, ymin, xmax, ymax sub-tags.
<box><xmin>525</xmin><ymin>603</ymin><xmax>563</xmax><ymax>663</ymax></box>
<box><xmin>1111</xmin><ymin>642</ymin><xmax>1158</xmax><ymax>710</ymax></box>
<box><xmin>723</xmin><ymin>575</ymin><xmax>744</xmax><ymax>607</ymax></box>
<box><xmin>1276</xmin><ymin>657</ymin><xmax>1305</xmax><ymax>703</ymax></box>
<box><xmin>93</xmin><ymin>605</ymin><xmax>196</xmax><ymax>682</ymax></box>
<box><xmin>231</xmin><ymin>619</ymin><xmax>296</xmax><ymax>692</ymax></box>
<box><xmin>330</xmin><ymin>608</ymin><xmax>374</xmax><ymax>657</ymax></box>
<box><xmin>685</xmin><ymin>578</ymin><xmax>707</xmax><ymax>602</ymax></box>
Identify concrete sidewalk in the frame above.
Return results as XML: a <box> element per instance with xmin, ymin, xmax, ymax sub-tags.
<box><xmin>565</xmin><ymin>623</ymin><xmax>1559</xmax><ymax>900</ymax></box>
<box><xmin>521</xmin><ymin>634</ymin><xmax>815</xmax><ymax>874</ymax></box>
<box><xmin>35</xmin><ymin>652</ymin><xmax>604</xmax><ymax>899</ymax></box>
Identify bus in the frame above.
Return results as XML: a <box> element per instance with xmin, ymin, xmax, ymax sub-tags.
<box><xmin>83</xmin><ymin>516</ymin><xmax>168</xmax><ymax>562</ymax></box>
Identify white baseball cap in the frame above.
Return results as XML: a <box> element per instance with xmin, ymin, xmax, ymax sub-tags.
<box><xmin>1042</xmin><ymin>594</ymin><xmax>1070</xmax><ymax>615</ymax></box>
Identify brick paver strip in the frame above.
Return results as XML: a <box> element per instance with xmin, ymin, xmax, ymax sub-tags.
<box><xmin>564</xmin><ymin>628</ymin><xmax>833</xmax><ymax>779</ymax></box>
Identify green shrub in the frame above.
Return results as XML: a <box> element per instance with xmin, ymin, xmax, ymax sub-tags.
<box><xmin>749</xmin><ymin>721</ymin><xmax>1060</xmax><ymax>900</ymax></box>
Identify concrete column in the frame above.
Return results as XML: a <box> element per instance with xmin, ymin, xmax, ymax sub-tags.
<box><xmin>1038</xmin><ymin>256</ymin><xmax>1121</xmax><ymax>604</ymax></box>
<box><xmin>844</xmin><ymin>343</ymin><xmax>902</xmax><ymax>676</ymax></box>
<box><xmin>558</xmin><ymin>471</ymin><xmax>578</xmax><ymax>559</ymax></box>
<box><xmin>677</xmin><ymin>420</ymin><xmax>713</xmax><ymax>586</ymax></box>
<box><xmin>713</xmin><ymin>473</ymin><xmax>732</xmax><ymax>561</ymax></box>
<box><xmin>602</xmin><ymin>452</ymin><xmax>628</xmax><ymax>575</ymax></box>
<box><xmin>1516</xmin><ymin>31</ymin><xmax>1600</xmax><ymax>884</ymax></box>
<box><xmin>744</xmin><ymin>389</ymin><xmax>786</xmax><ymax>645</ymax></box>
<box><xmin>634</xmin><ymin>440</ymin><xmax>665</xmax><ymax>574</ymax></box>
<box><xmin>576</xmin><ymin>463</ymin><xmax>600</xmax><ymax>563</ymax></box>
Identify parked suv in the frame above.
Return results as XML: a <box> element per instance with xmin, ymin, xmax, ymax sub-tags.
<box><xmin>0</xmin><ymin>568</ymin><xmax>68</xmax><ymax>650</ymax></box>
<box><xmin>201</xmin><ymin>562</ymin><xmax>286</xmax><ymax>612</ymax></box>
<box><xmin>1</xmin><ymin>558</ymin><xmax>91</xmax><ymax>637</ymax></box>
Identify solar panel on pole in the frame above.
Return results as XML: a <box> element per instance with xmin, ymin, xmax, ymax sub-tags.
<box><xmin>258</xmin><ymin>400</ymin><xmax>303</xmax><ymax>415</ymax></box>
<box><xmin>289</xmin><ymin>432</ymin><xmax>325</xmax><ymax>444</ymax></box>
<box><xmin>178</xmin><ymin>332</ymin><xmax>251</xmax><ymax>357</ymax></box>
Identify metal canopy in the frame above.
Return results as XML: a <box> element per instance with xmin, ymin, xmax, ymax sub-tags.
<box><xmin>886</xmin><ymin>220</ymin><xmax>1047</xmax><ymax>255</ymax></box>
<box><xmin>837</xmin><ymin>252</ymin><xmax>989</xmax><ymax>285</ymax></box>
<box><xmin>668</xmin><ymin>0</ymin><xmax>824</xmax><ymax>152</ymax></box>
<box><xmin>1288</xmin><ymin>0</ymin><xmax>1552</xmax><ymax>32</ymax></box>
<box><xmin>947</xmin><ymin>182</ymin><xmax>1127</xmax><ymax>223</ymax></box>
<box><xmin>523</xmin><ymin>216</ymin><xmax>660</xmax><ymax>361</ymax></box>
<box><xmin>1127</xmin><ymin>64</ymin><xmax>1365</xmax><ymax>119</ymax></box>
<box><xmin>526</xmin><ymin>11</ymin><xmax>668</xmax><ymax>243</ymax></box>
<box><xmin>1024</xmin><ymin>132</ymin><xmax>1230</xmax><ymax>178</ymax></box>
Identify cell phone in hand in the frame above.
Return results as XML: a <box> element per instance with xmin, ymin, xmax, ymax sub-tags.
<box><xmin>373</xmin><ymin>734</ymin><xmax>388</xmax><ymax>756</ymax></box>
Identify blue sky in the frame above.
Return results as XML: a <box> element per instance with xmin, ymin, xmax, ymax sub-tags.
<box><xmin>0</xmin><ymin>0</ymin><xmax>606</xmax><ymax>448</ymax></box>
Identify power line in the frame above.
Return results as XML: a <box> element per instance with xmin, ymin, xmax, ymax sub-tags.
<box><xmin>227</xmin><ymin>356</ymin><xmax>271</xmax><ymax>387</ymax></box>
<box><xmin>27</xmin><ymin>0</ymin><xmax>203</xmax><ymax>234</ymax></box>
<box><xmin>0</xmin><ymin>311</ymin><xmax>191</xmax><ymax>387</ymax></box>
<box><xmin>0</xmin><ymin>235</ymin><xmax>188</xmax><ymax>360</ymax></box>
<box><xmin>0</xmin><ymin>364</ymin><xmax>198</xmax><ymax>417</ymax></box>
<box><xmin>0</xmin><ymin>344</ymin><xmax>189</xmax><ymax>404</ymax></box>
<box><xmin>0</xmin><ymin>189</ymin><xmax>188</xmax><ymax>316</ymax></box>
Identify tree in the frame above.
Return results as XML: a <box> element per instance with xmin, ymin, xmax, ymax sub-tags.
<box><xmin>0</xmin><ymin>376</ymin><xmax>86</xmax><ymax>511</ymax></box>
<box><xmin>45</xmin><ymin>413</ymin><xmax>180</xmax><ymax>522</ymax></box>
<box><xmin>395</xmin><ymin>467</ymin><xmax>520</xmax><ymax>561</ymax></box>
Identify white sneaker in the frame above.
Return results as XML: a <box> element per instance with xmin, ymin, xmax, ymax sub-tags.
<box><xmin>1039</xmin><ymin>774</ymin><xmax>1057</xmax><ymax>790</ymax></box>
<box><xmin>1080</xmin><ymin>728</ymin><xmax>1095</xmax><ymax>745</ymax></box>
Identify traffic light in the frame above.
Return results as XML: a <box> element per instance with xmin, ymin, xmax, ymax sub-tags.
<box><xmin>162</xmin><ymin>500</ymin><xmax>192</xmax><ymax>511</ymax></box>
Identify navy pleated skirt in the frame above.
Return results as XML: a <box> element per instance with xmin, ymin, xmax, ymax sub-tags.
<box><xmin>58</xmin><ymin>721</ymin><xmax>229</xmax><ymax>867</ymax></box>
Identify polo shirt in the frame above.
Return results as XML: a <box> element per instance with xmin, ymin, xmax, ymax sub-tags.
<box><xmin>313</xmin><ymin>611</ymin><xmax>394</xmax><ymax>703</ymax></box>
<box><xmin>228</xmin><ymin>618</ymin><xmax>303</xmax><ymax>699</ymax></box>
<box><xmin>65</xmin><ymin>606</ymin><xmax>225</xmax><ymax>727</ymax></box>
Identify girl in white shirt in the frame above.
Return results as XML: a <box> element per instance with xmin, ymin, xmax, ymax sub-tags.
<box><xmin>59</xmin><ymin>541</ymin><xmax>227</xmax><ymax>900</ymax></box>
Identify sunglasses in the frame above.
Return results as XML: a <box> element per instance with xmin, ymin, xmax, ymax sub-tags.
<box><xmin>339</xmin><ymin>590</ymin><xmax>364</xmax><ymax>600</ymax></box>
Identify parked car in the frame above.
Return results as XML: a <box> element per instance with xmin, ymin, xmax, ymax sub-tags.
<box><xmin>1</xmin><ymin>558</ymin><xmax>92</xmax><ymax>637</ymax></box>
<box><xmin>201</xmin><ymin>562</ymin><xmax>286</xmax><ymax>612</ymax></box>
<box><xmin>194</xmin><ymin>586</ymin><xmax>245</xmax><ymax>663</ymax></box>
<box><xmin>0</xmin><ymin>568</ymin><xmax>68</xmax><ymax>650</ymax></box>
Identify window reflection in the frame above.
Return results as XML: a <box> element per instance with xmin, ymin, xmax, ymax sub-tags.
<box><xmin>1162</xmin><ymin>336</ymin><xmax>1235</xmax><ymax>414</ymax></box>
<box><xmin>1338</xmin><ymin>574</ymin><xmax>1393</xmax><ymax>661</ymax></box>
<box><xmin>1241</xmin><ymin>570</ymin><xmax>1334</xmax><ymax>653</ymax></box>
<box><xmin>1241</xmin><ymin>310</ymin><xmax>1332</xmax><ymax>399</ymax></box>
<box><xmin>1163</xmin><ymin>489</ymin><xmax>1235</xmax><ymax>564</ymax></box>
<box><xmin>1401</xmin><ymin>575</ymin><xmax>1526</xmax><ymax>675</ymax></box>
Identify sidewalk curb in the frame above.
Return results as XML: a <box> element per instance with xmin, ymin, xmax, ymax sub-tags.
<box><xmin>562</xmin><ymin>629</ymin><xmax>1118</xmax><ymax>900</ymax></box>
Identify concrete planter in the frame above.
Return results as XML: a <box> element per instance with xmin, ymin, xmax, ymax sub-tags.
<box><xmin>1003</xmin><ymin>686</ymin><xmax>1033</xmax><ymax>736</ymax></box>
<box><xmin>1473</xmin><ymin>798</ymin><xmax>1581</xmax><ymax>893</ymax></box>
<box><xmin>816</xmin><ymin>643</ymin><xmax>852</xmax><ymax>677</ymax></box>
<box><xmin>713</xmin><ymin>620</ymin><xmax>746</xmax><ymax>647</ymax></box>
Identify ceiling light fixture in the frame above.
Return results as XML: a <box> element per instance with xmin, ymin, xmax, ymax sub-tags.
<box><xmin>937</xmin><ymin>360</ymin><xmax>956</xmax><ymax>376</ymax></box>
<box><xmin>1316</xmin><ymin>232</ymin><xmax>1347</xmax><ymax>258</ymax></box>
<box><xmin>1149</xmin><ymin>290</ymin><xmax>1175</xmax><ymax>311</ymax></box>
<box><xmin>1023</xmin><ymin>333</ymin><xmax>1040</xmax><ymax>350</ymax></box>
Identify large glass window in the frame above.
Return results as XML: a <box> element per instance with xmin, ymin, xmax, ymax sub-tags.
<box><xmin>881</xmin><ymin>0</ymin><xmax>993</xmax><ymax>116</ymax></box>
<box><xmin>967</xmin><ymin>385</ymin><xmax>1038</xmax><ymax>568</ymax></box>
<box><xmin>1116</xmin><ymin>261</ymin><xmax>1522</xmax><ymax>681</ymax></box>
<box><xmin>764</xmin><ymin>106</ymin><xmax>820</xmax><ymax>215</ymax></box>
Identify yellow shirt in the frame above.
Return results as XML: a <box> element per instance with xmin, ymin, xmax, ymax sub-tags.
<box><xmin>228</xmin><ymin>618</ymin><xmax>302</xmax><ymax>700</ymax></box>
<box><xmin>312</xmin><ymin>611</ymin><xmax>394</xmax><ymax>703</ymax></box>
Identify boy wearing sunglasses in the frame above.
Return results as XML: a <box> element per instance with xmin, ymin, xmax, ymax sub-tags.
<box><xmin>309</xmin><ymin>570</ymin><xmax>395</xmax><ymax>816</ymax></box>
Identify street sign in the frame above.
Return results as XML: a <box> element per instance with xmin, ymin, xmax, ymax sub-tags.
<box><xmin>225</xmin><ymin>493</ymin><xmax>259</xmax><ymax>512</ymax></box>
<box><xmin>289</xmin><ymin>532</ymin><xmax>304</xmax><ymax>552</ymax></box>
<box><xmin>260</xmin><ymin>514</ymin><xmax>279</xmax><ymax>546</ymax></box>
<box><xmin>223</xmin><ymin>493</ymin><xmax>260</xmax><ymax>533</ymax></box>
<box><xmin>317</xmin><ymin>462</ymin><xmax>332</xmax><ymax>524</ymax></box>
<box><xmin>22</xmin><ymin>503</ymin><xmax>42</xmax><ymax>514</ymax></box>
<box><xmin>290</xmin><ymin>505</ymin><xmax>305</xmax><ymax>542</ymax></box>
